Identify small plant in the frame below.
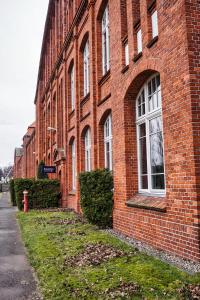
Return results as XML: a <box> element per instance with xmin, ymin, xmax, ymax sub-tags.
<box><xmin>79</xmin><ymin>169</ymin><xmax>113</xmax><ymax>228</ymax></box>
<box><xmin>9</xmin><ymin>179</ymin><xmax>16</xmax><ymax>206</ymax></box>
<box><xmin>37</xmin><ymin>160</ymin><xmax>48</xmax><ymax>179</ymax></box>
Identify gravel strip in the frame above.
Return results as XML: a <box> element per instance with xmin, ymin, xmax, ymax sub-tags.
<box><xmin>105</xmin><ymin>229</ymin><xmax>200</xmax><ymax>275</ymax></box>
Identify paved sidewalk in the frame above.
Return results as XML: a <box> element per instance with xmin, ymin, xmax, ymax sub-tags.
<box><xmin>0</xmin><ymin>192</ymin><xmax>41</xmax><ymax>300</ymax></box>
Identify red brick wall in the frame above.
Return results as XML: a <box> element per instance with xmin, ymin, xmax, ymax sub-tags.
<box><xmin>31</xmin><ymin>0</ymin><xmax>200</xmax><ymax>261</ymax></box>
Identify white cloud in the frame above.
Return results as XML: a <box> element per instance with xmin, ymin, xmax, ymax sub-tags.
<box><xmin>0</xmin><ymin>0</ymin><xmax>49</xmax><ymax>167</ymax></box>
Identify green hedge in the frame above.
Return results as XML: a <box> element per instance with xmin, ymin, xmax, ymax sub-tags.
<box><xmin>9</xmin><ymin>179</ymin><xmax>16</xmax><ymax>206</ymax></box>
<box><xmin>14</xmin><ymin>179</ymin><xmax>60</xmax><ymax>211</ymax></box>
<box><xmin>79</xmin><ymin>169</ymin><xmax>113</xmax><ymax>228</ymax></box>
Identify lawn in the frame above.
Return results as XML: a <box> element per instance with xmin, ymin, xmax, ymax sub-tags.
<box><xmin>17</xmin><ymin>210</ymin><xmax>200</xmax><ymax>300</ymax></box>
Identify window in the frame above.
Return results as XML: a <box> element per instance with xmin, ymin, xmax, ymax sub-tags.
<box><xmin>104</xmin><ymin>114</ymin><xmax>112</xmax><ymax>170</ymax></box>
<box><xmin>102</xmin><ymin>5</ymin><xmax>110</xmax><ymax>75</ymax></box>
<box><xmin>136</xmin><ymin>74</ymin><xmax>165</xmax><ymax>194</ymax></box>
<box><xmin>137</xmin><ymin>29</ymin><xmax>142</xmax><ymax>54</ymax></box>
<box><xmin>83</xmin><ymin>41</ymin><xmax>90</xmax><ymax>96</ymax></box>
<box><xmin>125</xmin><ymin>42</ymin><xmax>129</xmax><ymax>66</ymax></box>
<box><xmin>71</xmin><ymin>140</ymin><xmax>76</xmax><ymax>190</ymax></box>
<box><xmin>151</xmin><ymin>10</ymin><xmax>158</xmax><ymax>38</ymax></box>
<box><xmin>85</xmin><ymin>129</ymin><xmax>91</xmax><ymax>171</ymax></box>
<box><xmin>70</xmin><ymin>65</ymin><xmax>75</xmax><ymax>110</ymax></box>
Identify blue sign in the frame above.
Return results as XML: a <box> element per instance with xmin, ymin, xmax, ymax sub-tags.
<box><xmin>42</xmin><ymin>166</ymin><xmax>56</xmax><ymax>174</ymax></box>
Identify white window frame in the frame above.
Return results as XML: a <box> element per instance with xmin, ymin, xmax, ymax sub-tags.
<box><xmin>136</xmin><ymin>74</ymin><xmax>165</xmax><ymax>195</ymax></box>
<box><xmin>70</xmin><ymin>65</ymin><xmax>75</xmax><ymax>110</ymax></box>
<box><xmin>137</xmin><ymin>29</ymin><xmax>142</xmax><ymax>54</ymax></box>
<box><xmin>125</xmin><ymin>42</ymin><xmax>129</xmax><ymax>66</ymax></box>
<box><xmin>85</xmin><ymin>129</ymin><xmax>91</xmax><ymax>172</ymax></box>
<box><xmin>151</xmin><ymin>10</ymin><xmax>158</xmax><ymax>38</ymax></box>
<box><xmin>71</xmin><ymin>140</ymin><xmax>76</xmax><ymax>190</ymax></box>
<box><xmin>102</xmin><ymin>4</ymin><xmax>110</xmax><ymax>75</ymax></box>
<box><xmin>104</xmin><ymin>114</ymin><xmax>113</xmax><ymax>171</ymax></box>
<box><xmin>83</xmin><ymin>41</ymin><xmax>90</xmax><ymax>96</ymax></box>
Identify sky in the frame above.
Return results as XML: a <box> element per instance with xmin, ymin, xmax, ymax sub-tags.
<box><xmin>0</xmin><ymin>0</ymin><xmax>49</xmax><ymax>167</ymax></box>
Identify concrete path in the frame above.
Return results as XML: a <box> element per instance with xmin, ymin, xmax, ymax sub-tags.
<box><xmin>0</xmin><ymin>192</ymin><xmax>41</xmax><ymax>300</ymax></box>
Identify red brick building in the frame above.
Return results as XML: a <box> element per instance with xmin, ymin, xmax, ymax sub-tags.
<box><xmin>14</xmin><ymin>122</ymin><xmax>36</xmax><ymax>179</ymax></box>
<box><xmin>15</xmin><ymin>0</ymin><xmax>200</xmax><ymax>262</ymax></box>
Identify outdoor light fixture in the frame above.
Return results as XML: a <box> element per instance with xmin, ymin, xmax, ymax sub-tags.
<box><xmin>47</xmin><ymin>127</ymin><xmax>57</xmax><ymax>132</ymax></box>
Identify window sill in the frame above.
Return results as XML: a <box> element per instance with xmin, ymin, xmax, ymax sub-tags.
<box><xmin>68</xmin><ymin>190</ymin><xmax>76</xmax><ymax>196</ymax></box>
<box><xmin>68</xmin><ymin>109</ymin><xmax>75</xmax><ymax>118</ymax></box>
<box><xmin>133</xmin><ymin>18</ymin><xmax>141</xmax><ymax>30</ymax></box>
<box><xmin>126</xmin><ymin>194</ymin><xmax>166</xmax><ymax>212</ymax></box>
<box><xmin>147</xmin><ymin>36</ymin><xmax>158</xmax><ymax>49</ymax></box>
<box><xmin>121</xmin><ymin>65</ymin><xmax>129</xmax><ymax>74</ymax></box>
<box><xmin>80</xmin><ymin>93</ymin><xmax>90</xmax><ymax>106</ymax></box>
<box><xmin>98</xmin><ymin>70</ymin><xmax>110</xmax><ymax>86</ymax></box>
<box><xmin>133</xmin><ymin>52</ymin><xmax>143</xmax><ymax>63</ymax></box>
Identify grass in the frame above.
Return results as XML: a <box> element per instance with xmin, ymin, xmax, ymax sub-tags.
<box><xmin>17</xmin><ymin>210</ymin><xmax>200</xmax><ymax>300</ymax></box>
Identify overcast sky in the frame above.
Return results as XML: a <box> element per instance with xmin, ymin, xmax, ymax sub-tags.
<box><xmin>0</xmin><ymin>0</ymin><xmax>49</xmax><ymax>167</ymax></box>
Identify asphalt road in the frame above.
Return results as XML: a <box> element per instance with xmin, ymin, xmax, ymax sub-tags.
<box><xmin>0</xmin><ymin>192</ymin><xmax>41</xmax><ymax>300</ymax></box>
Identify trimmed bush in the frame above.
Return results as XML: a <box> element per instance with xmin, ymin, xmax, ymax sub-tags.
<box><xmin>14</xmin><ymin>178</ymin><xmax>60</xmax><ymax>210</ymax></box>
<box><xmin>79</xmin><ymin>169</ymin><xmax>113</xmax><ymax>228</ymax></box>
<box><xmin>9</xmin><ymin>179</ymin><xmax>16</xmax><ymax>206</ymax></box>
<box><xmin>37</xmin><ymin>160</ymin><xmax>48</xmax><ymax>179</ymax></box>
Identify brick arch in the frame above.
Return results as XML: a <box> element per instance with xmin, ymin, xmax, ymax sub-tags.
<box><xmin>98</xmin><ymin>109</ymin><xmax>112</xmax><ymax>169</ymax></box>
<box><xmin>97</xmin><ymin>0</ymin><xmax>109</xmax><ymax>21</ymax></box>
<box><xmin>79</xmin><ymin>32</ymin><xmax>89</xmax><ymax>52</ymax></box>
<box><xmin>123</xmin><ymin>69</ymin><xmax>159</xmax><ymax>199</ymax></box>
<box><xmin>80</xmin><ymin>125</ymin><xmax>91</xmax><ymax>172</ymax></box>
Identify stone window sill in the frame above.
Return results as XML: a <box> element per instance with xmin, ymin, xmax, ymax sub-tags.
<box><xmin>68</xmin><ymin>191</ymin><xmax>76</xmax><ymax>196</ymax></box>
<box><xmin>147</xmin><ymin>36</ymin><xmax>158</xmax><ymax>49</ymax></box>
<box><xmin>133</xmin><ymin>52</ymin><xmax>143</xmax><ymax>63</ymax></box>
<box><xmin>126</xmin><ymin>194</ymin><xmax>167</xmax><ymax>212</ymax></box>
<box><xmin>121</xmin><ymin>65</ymin><xmax>129</xmax><ymax>74</ymax></box>
<box><xmin>98</xmin><ymin>70</ymin><xmax>110</xmax><ymax>86</ymax></box>
<box><xmin>80</xmin><ymin>93</ymin><xmax>90</xmax><ymax>106</ymax></box>
<box><xmin>68</xmin><ymin>109</ymin><xmax>75</xmax><ymax>118</ymax></box>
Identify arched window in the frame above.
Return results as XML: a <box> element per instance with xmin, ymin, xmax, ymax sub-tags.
<box><xmin>83</xmin><ymin>41</ymin><xmax>90</xmax><ymax>96</ymax></box>
<box><xmin>104</xmin><ymin>114</ymin><xmax>112</xmax><ymax>170</ymax></box>
<box><xmin>136</xmin><ymin>74</ymin><xmax>165</xmax><ymax>194</ymax></box>
<box><xmin>70</xmin><ymin>65</ymin><xmax>75</xmax><ymax>110</ymax></box>
<box><xmin>85</xmin><ymin>129</ymin><xmax>91</xmax><ymax>171</ymax></box>
<box><xmin>102</xmin><ymin>4</ymin><xmax>110</xmax><ymax>75</ymax></box>
<box><xmin>71</xmin><ymin>140</ymin><xmax>76</xmax><ymax>190</ymax></box>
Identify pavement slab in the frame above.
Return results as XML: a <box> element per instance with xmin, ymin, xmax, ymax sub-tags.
<box><xmin>0</xmin><ymin>192</ymin><xmax>41</xmax><ymax>300</ymax></box>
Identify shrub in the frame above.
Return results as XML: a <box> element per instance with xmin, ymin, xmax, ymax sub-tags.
<box><xmin>79</xmin><ymin>169</ymin><xmax>113</xmax><ymax>228</ymax></box>
<box><xmin>14</xmin><ymin>179</ymin><xmax>60</xmax><ymax>210</ymax></box>
<box><xmin>37</xmin><ymin>160</ymin><xmax>48</xmax><ymax>179</ymax></box>
<box><xmin>9</xmin><ymin>179</ymin><xmax>16</xmax><ymax>206</ymax></box>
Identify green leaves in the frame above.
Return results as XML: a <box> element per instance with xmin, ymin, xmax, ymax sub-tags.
<box><xmin>79</xmin><ymin>169</ymin><xmax>113</xmax><ymax>228</ymax></box>
<box><xmin>14</xmin><ymin>178</ymin><xmax>60</xmax><ymax>210</ymax></box>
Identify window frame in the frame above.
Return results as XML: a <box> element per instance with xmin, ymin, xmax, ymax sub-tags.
<box><xmin>70</xmin><ymin>65</ymin><xmax>75</xmax><ymax>111</ymax></box>
<box><xmin>104</xmin><ymin>114</ymin><xmax>113</xmax><ymax>171</ymax></box>
<box><xmin>85</xmin><ymin>128</ymin><xmax>91</xmax><ymax>172</ymax></box>
<box><xmin>102</xmin><ymin>4</ymin><xmax>110</xmax><ymax>75</ymax></box>
<box><xmin>136</xmin><ymin>74</ymin><xmax>165</xmax><ymax>195</ymax></box>
<box><xmin>83</xmin><ymin>40</ymin><xmax>90</xmax><ymax>97</ymax></box>
<box><xmin>151</xmin><ymin>10</ymin><xmax>158</xmax><ymax>39</ymax></box>
<box><xmin>71</xmin><ymin>140</ymin><xmax>76</xmax><ymax>190</ymax></box>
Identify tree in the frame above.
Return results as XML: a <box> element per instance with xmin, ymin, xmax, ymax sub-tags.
<box><xmin>37</xmin><ymin>160</ymin><xmax>48</xmax><ymax>179</ymax></box>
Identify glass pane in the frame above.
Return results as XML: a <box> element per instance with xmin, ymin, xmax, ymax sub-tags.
<box><xmin>139</xmin><ymin>123</ymin><xmax>146</xmax><ymax>138</ymax></box>
<box><xmin>150</xmin><ymin>117</ymin><xmax>162</xmax><ymax>134</ymax></box>
<box><xmin>151</xmin><ymin>10</ymin><xmax>158</xmax><ymax>38</ymax></box>
<box><xmin>148</xmin><ymin>81</ymin><xmax>152</xmax><ymax>96</ymax></box>
<box><xmin>138</xmin><ymin>96</ymin><xmax>141</xmax><ymax>105</ymax></box>
<box><xmin>156</xmin><ymin>75</ymin><xmax>160</xmax><ymax>90</ymax></box>
<box><xmin>140</xmin><ymin>138</ymin><xmax>147</xmax><ymax>174</ymax></box>
<box><xmin>150</xmin><ymin>119</ymin><xmax>164</xmax><ymax>174</ymax></box>
<box><xmin>142</xmin><ymin>103</ymin><xmax>145</xmax><ymax>115</ymax></box>
<box><xmin>141</xmin><ymin>175</ymin><xmax>148</xmax><ymax>189</ymax></box>
<box><xmin>149</xmin><ymin>96</ymin><xmax>153</xmax><ymax>112</ymax></box>
<box><xmin>138</xmin><ymin>105</ymin><xmax>141</xmax><ymax>117</ymax></box>
<box><xmin>152</xmin><ymin>174</ymin><xmax>165</xmax><ymax>190</ymax></box>
<box><xmin>152</xmin><ymin>77</ymin><xmax>156</xmax><ymax>93</ymax></box>
<box><xmin>106</xmin><ymin>142</ymin><xmax>110</xmax><ymax>169</ymax></box>
<box><xmin>157</xmin><ymin>90</ymin><xmax>161</xmax><ymax>108</ymax></box>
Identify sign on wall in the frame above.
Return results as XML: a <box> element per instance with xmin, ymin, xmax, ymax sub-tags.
<box><xmin>42</xmin><ymin>166</ymin><xmax>56</xmax><ymax>174</ymax></box>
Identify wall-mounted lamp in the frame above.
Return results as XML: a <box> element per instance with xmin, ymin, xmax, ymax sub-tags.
<box><xmin>47</xmin><ymin>127</ymin><xmax>57</xmax><ymax>132</ymax></box>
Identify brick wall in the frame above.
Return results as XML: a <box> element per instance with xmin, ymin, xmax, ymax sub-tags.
<box><xmin>21</xmin><ymin>0</ymin><xmax>200</xmax><ymax>261</ymax></box>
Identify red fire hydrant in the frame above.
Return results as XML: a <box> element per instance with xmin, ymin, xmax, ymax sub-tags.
<box><xmin>23</xmin><ymin>190</ymin><xmax>29</xmax><ymax>213</ymax></box>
